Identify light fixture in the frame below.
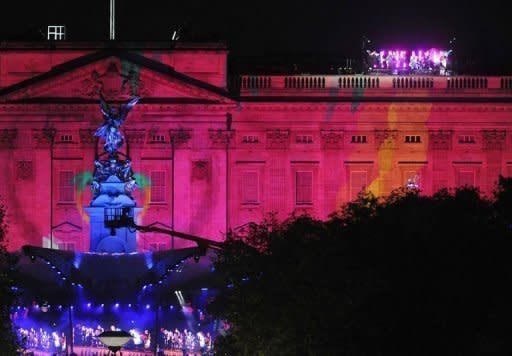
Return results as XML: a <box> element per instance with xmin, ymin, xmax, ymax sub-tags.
<box><xmin>98</xmin><ymin>330</ymin><xmax>132</xmax><ymax>355</ymax></box>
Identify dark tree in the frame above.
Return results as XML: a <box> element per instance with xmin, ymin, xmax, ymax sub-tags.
<box><xmin>0</xmin><ymin>200</ymin><xmax>18</xmax><ymax>354</ymax></box>
<box><xmin>209</xmin><ymin>184</ymin><xmax>512</xmax><ymax>355</ymax></box>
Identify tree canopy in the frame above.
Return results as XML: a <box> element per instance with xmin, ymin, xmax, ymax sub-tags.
<box><xmin>0</xmin><ymin>200</ymin><xmax>19</xmax><ymax>354</ymax></box>
<box><xmin>209</xmin><ymin>180</ymin><xmax>512</xmax><ymax>356</ymax></box>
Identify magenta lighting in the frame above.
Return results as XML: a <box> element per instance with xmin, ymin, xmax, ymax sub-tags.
<box><xmin>367</xmin><ymin>48</ymin><xmax>452</xmax><ymax>75</ymax></box>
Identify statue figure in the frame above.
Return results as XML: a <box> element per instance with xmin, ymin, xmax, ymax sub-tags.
<box><xmin>95</xmin><ymin>94</ymin><xmax>140</xmax><ymax>156</ymax></box>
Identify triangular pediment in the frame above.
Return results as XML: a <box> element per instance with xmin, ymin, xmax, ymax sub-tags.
<box><xmin>0</xmin><ymin>49</ymin><xmax>233</xmax><ymax>103</ymax></box>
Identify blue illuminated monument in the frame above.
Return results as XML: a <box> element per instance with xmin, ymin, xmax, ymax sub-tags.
<box><xmin>85</xmin><ymin>95</ymin><xmax>141</xmax><ymax>253</ymax></box>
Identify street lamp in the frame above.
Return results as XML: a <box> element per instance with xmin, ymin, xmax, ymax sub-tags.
<box><xmin>98</xmin><ymin>330</ymin><xmax>132</xmax><ymax>355</ymax></box>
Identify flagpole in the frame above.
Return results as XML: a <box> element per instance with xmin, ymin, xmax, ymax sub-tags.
<box><xmin>110</xmin><ymin>0</ymin><xmax>115</xmax><ymax>40</ymax></box>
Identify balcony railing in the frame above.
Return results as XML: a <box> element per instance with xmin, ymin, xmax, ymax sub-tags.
<box><xmin>237</xmin><ymin>75</ymin><xmax>512</xmax><ymax>96</ymax></box>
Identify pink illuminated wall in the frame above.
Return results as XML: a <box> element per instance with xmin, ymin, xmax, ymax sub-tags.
<box><xmin>0</xmin><ymin>43</ymin><xmax>511</xmax><ymax>252</ymax></box>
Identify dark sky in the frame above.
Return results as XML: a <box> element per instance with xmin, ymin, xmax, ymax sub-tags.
<box><xmin>1</xmin><ymin>0</ymin><xmax>510</xmax><ymax>73</ymax></box>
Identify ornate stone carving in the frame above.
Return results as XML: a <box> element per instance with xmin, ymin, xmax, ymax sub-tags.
<box><xmin>375</xmin><ymin>129</ymin><xmax>398</xmax><ymax>149</ymax></box>
<box><xmin>16</xmin><ymin>160</ymin><xmax>33</xmax><ymax>181</ymax></box>
<box><xmin>209</xmin><ymin>129</ymin><xmax>234</xmax><ymax>148</ymax></box>
<box><xmin>266</xmin><ymin>129</ymin><xmax>290</xmax><ymax>149</ymax></box>
<box><xmin>169</xmin><ymin>129</ymin><xmax>192</xmax><ymax>148</ymax></box>
<box><xmin>124</xmin><ymin>129</ymin><xmax>146</xmax><ymax>148</ymax></box>
<box><xmin>428</xmin><ymin>130</ymin><xmax>453</xmax><ymax>150</ymax></box>
<box><xmin>79</xmin><ymin>129</ymin><xmax>97</xmax><ymax>147</ymax></box>
<box><xmin>32</xmin><ymin>128</ymin><xmax>55</xmax><ymax>148</ymax></box>
<box><xmin>482</xmin><ymin>129</ymin><xmax>506</xmax><ymax>151</ymax></box>
<box><xmin>78</xmin><ymin>62</ymin><xmax>148</xmax><ymax>99</ymax></box>
<box><xmin>320</xmin><ymin>129</ymin><xmax>344</xmax><ymax>149</ymax></box>
<box><xmin>192</xmin><ymin>160</ymin><xmax>210</xmax><ymax>180</ymax></box>
<box><xmin>0</xmin><ymin>128</ymin><xmax>17</xmax><ymax>149</ymax></box>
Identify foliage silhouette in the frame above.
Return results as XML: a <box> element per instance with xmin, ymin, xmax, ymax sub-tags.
<box><xmin>210</xmin><ymin>182</ymin><xmax>512</xmax><ymax>355</ymax></box>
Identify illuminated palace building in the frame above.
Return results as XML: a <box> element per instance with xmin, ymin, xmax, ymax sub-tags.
<box><xmin>1</xmin><ymin>40</ymin><xmax>512</xmax><ymax>253</ymax></box>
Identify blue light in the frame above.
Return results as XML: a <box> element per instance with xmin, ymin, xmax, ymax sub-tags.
<box><xmin>128</xmin><ymin>304</ymin><xmax>132</xmax><ymax>308</ymax></box>
<box><xmin>115</xmin><ymin>303</ymin><xmax>119</xmax><ymax>308</ymax></box>
<box><xmin>70</xmin><ymin>306</ymin><xmax>74</xmax><ymax>310</ymax></box>
<box><xmin>170</xmin><ymin>305</ymin><xmax>174</xmax><ymax>309</ymax></box>
<box><xmin>73</xmin><ymin>252</ymin><xmax>82</xmax><ymax>269</ymax></box>
<box><xmin>144</xmin><ymin>252</ymin><xmax>153</xmax><ymax>269</ymax></box>
<box><xmin>201</xmin><ymin>287</ymin><xmax>208</xmax><ymax>291</ymax></box>
<box><xmin>58</xmin><ymin>305</ymin><xmax>62</xmax><ymax>309</ymax></box>
<box><xmin>142</xmin><ymin>285</ymin><xmax>147</xmax><ymax>290</ymax></box>
<box><xmin>87</xmin><ymin>303</ymin><xmax>91</xmax><ymax>308</ymax></box>
<box><xmin>146</xmin><ymin>304</ymin><xmax>150</xmax><ymax>309</ymax></box>
<box><xmin>100</xmin><ymin>304</ymin><xmax>104</xmax><ymax>308</ymax></box>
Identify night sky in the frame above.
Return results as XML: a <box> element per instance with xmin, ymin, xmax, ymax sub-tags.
<box><xmin>0</xmin><ymin>0</ymin><xmax>510</xmax><ymax>73</ymax></box>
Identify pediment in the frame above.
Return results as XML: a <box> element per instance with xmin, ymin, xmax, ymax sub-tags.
<box><xmin>53</xmin><ymin>221</ymin><xmax>82</xmax><ymax>234</ymax></box>
<box><xmin>0</xmin><ymin>52</ymin><xmax>233</xmax><ymax>104</ymax></box>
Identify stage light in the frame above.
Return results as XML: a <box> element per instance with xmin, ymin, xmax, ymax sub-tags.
<box><xmin>146</xmin><ymin>304</ymin><xmax>150</xmax><ymax>309</ymax></box>
<box><xmin>30</xmin><ymin>255</ymin><xmax>36</xmax><ymax>262</ymax></box>
<box><xmin>115</xmin><ymin>303</ymin><xmax>119</xmax><ymax>308</ymax></box>
<box><xmin>128</xmin><ymin>304</ymin><xmax>132</xmax><ymax>308</ymax></box>
<box><xmin>101</xmin><ymin>304</ymin><xmax>105</xmax><ymax>308</ymax></box>
<box><xmin>87</xmin><ymin>302</ymin><xmax>92</xmax><ymax>308</ymax></box>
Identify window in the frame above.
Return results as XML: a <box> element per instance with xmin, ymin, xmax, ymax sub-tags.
<box><xmin>150</xmin><ymin>171</ymin><xmax>166</xmax><ymax>203</ymax></box>
<box><xmin>241</xmin><ymin>171</ymin><xmax>259</xmax><ymax>204</ymax></box>
<box><xmin>350</xmin><ymin>171</ymin><xmax>367</xmax><ymax>200</ymax></box>
<box><xmin>405</xmin><ymin>135</ymin><xmax>422</xmax><ymax>143</ymax></box>
<box><xmin>296</xmin><ymin>171</ymin><xmax>313</xmax><ymax>205</ymax></box>
<box><xmin>58</xmin><ymin>242</ymin><xmax>75</xmax><ymax>251</ymax></box>
<box><xmin>458</xmin><ymin>135</ymin><xmax>476</xmax><ymax>144</ymax></box>
<box><xmin>47</xmin><ymin>25</ymin><xmax>66</xmax><ymax>40</ymax></box>
<box><xmin>150</xmin><ymin>135</ymin><xmax>166</xmax><ymax>143</ymax></box>
<box><xmin>59</xmin><ymin>134</ymin><xmax>73</xmax><ymax>143</ymax></box>
<box><xmin>296</xmin><ymin>135</ymin><xmax>313</xmax><ymax>144</ymax></box>
<box><xmin>351</xmin><ymin>135</ymin><xmax>367</xmax><ymax>144</ymax></box>
<box><xmin>149</xmin><ymin>242</ymin><xmax>168</xmax><ymax>251</ymax></box>
<box><xmin>458</xmin><ymin>171</ymin><xmax>475</xmax><ymax>187</ymax></box>
<box><xmin>59</xmin><ymin>171</ymin><xmax>74</xmax><ymax>202</ymax></box>
<box><xmin>242</xmin><ymin>135</ymin><xmax>259</xmax><ymax>143</ymax></box>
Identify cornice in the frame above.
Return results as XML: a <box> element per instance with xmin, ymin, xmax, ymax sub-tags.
<box><xmin>0</xmin><ymin>103</ymin><xmax>237</xmax><ymax>113</ymax></box>
<box><xmin>241</xmin><ymin>103</ymin><xmax>512</xmax><ymax>112</ymax></box>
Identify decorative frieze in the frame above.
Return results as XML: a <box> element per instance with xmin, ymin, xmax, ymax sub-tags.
<box><xmin>16</xmin><ymin>160</ymin><xmax>33</xmax><ymax>181</ymax></box>
<box><xmin>209</xmin><ymin>129</ymin><xmax>234</xmax><ymax>148</ymax></box>
<box><xmin>266</xmin><ymin>129</ymin><xmax>290</xmax><ymax>149</ymax></box>
<box><xmin>79</xmin><ymin>129</ymin><xmax>97</xmax><ymax>147</ymax></box>
<box><xmin>0</xmin><ymin>128</ymin><xmax>17</xmax><ymax>149</ymax></box>
<box><xmin>482</xmin><ymin>129</ymin><xmax>506</xmax><ymax>151</ymax></box>
<box><xmin>192</xmin><ymin>160</ymin><xmax>210</xmax><ymax>180</ymax></box>
<box><xmin>428</xmin><ymin>130</ymin><xmax>453</xmax><ymax>150</ymax></box>
<box><xmin>169</xmin><ymin>128</ymin><xmax>192</xmax><ymax>149</ymax></box>
<box><xmin>375</xmin><ymin>129</ymin><xmax>398</xmax><ymax>150</ymax></box>
<box><xmin>320</xmin><ymin>129</ymin><xmax>344</xmax><ymax>150</ymax></box>
<box><xmin>32</xmin><ymin>128</ymin><xmax>55</xmax><ymax>148</ymax></box>
<box><xmin>124</xmin><ymin>129</ymin><xmax>146</xmax><ymax>147</ymax></box>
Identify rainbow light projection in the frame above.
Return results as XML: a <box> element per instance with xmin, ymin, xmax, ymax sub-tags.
<box><xmin>366</xmin><ymin>49</ymin><xmax>452</xmax><ymax>75</ymax></box>
<box><xmin>73</xmin><ymin>172</ymin><xmax>152</xmax><ymax>223</ymax></box>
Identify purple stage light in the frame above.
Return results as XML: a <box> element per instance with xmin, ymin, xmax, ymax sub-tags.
<box><xmin>87</xmin><ymin>302</ymin><xmax>91</xmax><ymax>307</ymax></box>
<box><xmin>115</xmin><ymin>303</ymin><xmax>119</xmax><ymax>308</ymax></box>
<box><xmin>146</xmin><ymin>304</ymin><xmax>150</xmax><ymax>309</ymax></box>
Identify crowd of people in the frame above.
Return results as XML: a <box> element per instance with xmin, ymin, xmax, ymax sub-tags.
<box><xmin>17</xmin><ymin>328</ymin><xmax>67</xmax><ymax>353</ymax></box>
<box><xmin>161</xmin><ymin>328</ymin><xmax>213</xmax><ymax>353</ymax></box>
<box><xmin>17</xmin><ymin>322</ymin><xmax>215</xmax><ymax>354</ymax></box>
